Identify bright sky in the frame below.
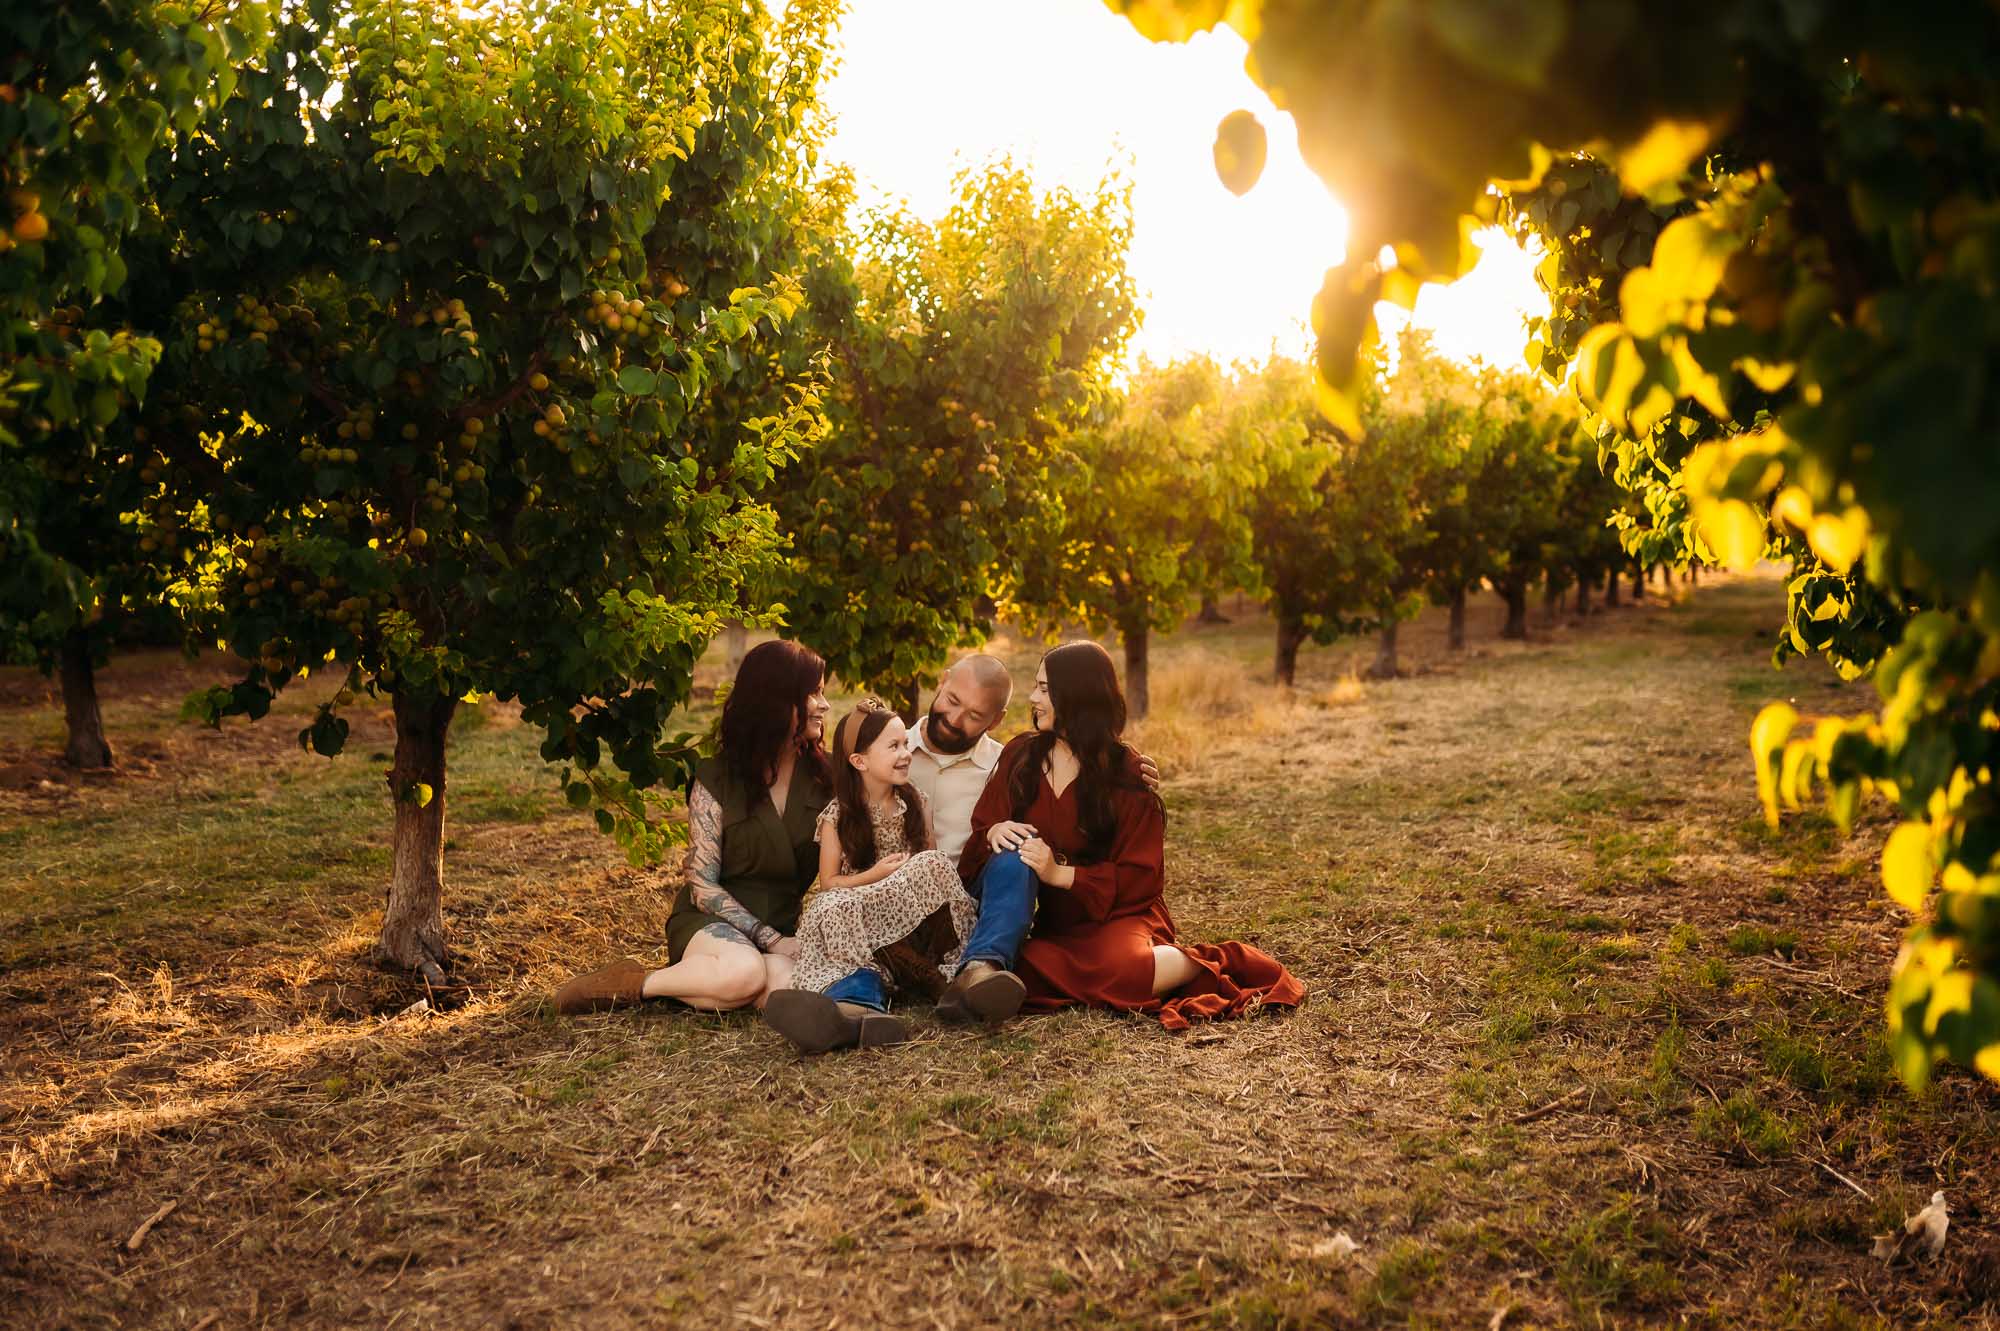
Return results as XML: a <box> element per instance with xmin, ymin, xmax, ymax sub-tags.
<box><xmin>820</xmin><ymin>0</ymin><xmax>1546</xmax><ymax>373</ymax></box>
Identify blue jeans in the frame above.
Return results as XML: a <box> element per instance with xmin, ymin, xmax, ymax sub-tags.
<box><xmin>957</xmin><ymin>849</ymin><xmax>1038</xmax><ymax>973</ymax></box>
<box><xmin>824</xmin><ymin>966</ymin><xmax>888</xmax><ymax>1012</ymax></box>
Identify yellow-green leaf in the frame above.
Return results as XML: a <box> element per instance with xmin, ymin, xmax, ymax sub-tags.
<box><xmin>1750</xmin><ymin>701</ymin><xmax>1797</xmax><ymax>827</ymax></box>
<box><xmin>1696</xmin><ymin>498</ymin><xmax>1765</xmax><ymax>571</ymax></box>
<box><xmin>1212</xmin><ymin>109</ymin><xmax>1267</xmax><ymax>197</ymax></box>
<box><xmin>1312</xmin><ymin>372</ymin><xmax>1364</xmax><ymax>440</ymax></box>
<box><xmin>1807</xmin><ymin>508</ymin><xmax>1869</xmax><ymax>574</ymax></box>
<box><xmin>1883</xmin><ymin>820</ymin><xmax>1935</xmax><ymax>912</ymax></box>
<box><xmin>1739</xmin><ymin>357</ymin><xmax>1795</xmax><ymax>392</ymax></box>
<box><xmin>1618</xmin><ymin>119</ymin><xmax>1714</xmax><ymax>195</ymax></box>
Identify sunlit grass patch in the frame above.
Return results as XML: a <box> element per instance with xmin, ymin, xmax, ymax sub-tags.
<box><xmin>1727</xmin><ymin>925</ymin><xmax>1799</xmax><ymax>959</ymax></box>
<box><xmin>1695</xmin><ymin>1090</ymin><xmax>1798</xmax><ymax>1160</ymax></box>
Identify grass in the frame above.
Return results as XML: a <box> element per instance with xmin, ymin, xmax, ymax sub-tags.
<box><xmin>5</xmin><ymin>574</ymin><xmax>2000</xmax><ymax>1328</ymax></box>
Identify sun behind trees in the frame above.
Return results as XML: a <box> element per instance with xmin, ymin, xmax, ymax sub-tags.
<box><xmin>1110</xmin><ymin>0</ymin><xmax>2000</xmax><ymax>1089</ymax></box>
<box><xmin>4</xmin><ymin>0</ymin><xmax>1654</xmax><ymax>994</ymax></box>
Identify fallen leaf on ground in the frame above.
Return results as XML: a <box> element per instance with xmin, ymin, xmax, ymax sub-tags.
<box><xmin>1872</xmin><ymin>1190</ymin><xmax>1949</xmax><ymax>1263</ymax></box>
<box><xmin>1293</xmin><ymin>1231</ymin><xmax>1359</xmax><ymax>1261</ymax></box>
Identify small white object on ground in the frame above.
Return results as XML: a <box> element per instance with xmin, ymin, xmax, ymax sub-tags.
<box><xmin>1871</xmin><ymin>1190</ymin><xmax>1949</xmax><ymax>1262</ymax></box>
<box><xmin>1302</xmin><ymin>1231</ymin><xmax>1359</xmax><ymax>1260</ymax></box>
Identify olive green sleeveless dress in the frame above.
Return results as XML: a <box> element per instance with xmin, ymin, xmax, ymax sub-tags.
<box><xmin>664</xmin><ymin>754</ymin><xmax>829</xmax><ymax>962</ymax></box>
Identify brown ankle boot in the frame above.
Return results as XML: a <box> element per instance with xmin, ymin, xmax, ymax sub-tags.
<box><xmin>936</xmin><ymin>962</ymin><xmax>1025</xmax><ymax>1025</ymax></box>
<box><xmin>765</xmin><ymin>990</ymin><xmax>908</xmax><ymax>1053</ymax></box>
<box><xmin>553</xmin><ymin>958</ymin><xmax>650</xmax><ymax>1015</ymax></box>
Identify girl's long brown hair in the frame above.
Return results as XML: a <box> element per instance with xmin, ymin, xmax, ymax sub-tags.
<box><xmin>1007</xmin><ymin>640</ymin><xmax>1158</xmax><ymax>862</ymax></box>
<box><xmin>832</xmin><ymin>699</ymin><xmax>930</xmax><ymax>870</ymax></box>
<box><xmin>718</xmin><ymin>640</ymin><xmax>831</xmax><ymax>792</ymax></box>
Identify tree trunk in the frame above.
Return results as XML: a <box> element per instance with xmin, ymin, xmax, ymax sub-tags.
<box><xmin>1605</xmin><ymin>569</ymin><xmax>1622</xmax><ymax>607</ymax></box>
<box><xmin>1124</xmin><ymin>623</ymin><xmax>1151</xmax><ymax>720</ymax></box>
<box><xmin>1630</xmin><ymin>567</ymin><xmax>1645</xmax><ymax>602</ymax></box>
<box><xmin>1575</xmin><ymin>572</ymin><xmax>1593</xmax><ymax>616</ymax></box>
<box><xmin>1541</xmin><ymin>577</ymin><xmax>1562</xmax><ymax>627</ymax></box>
<box><xmin>1365</xmin><ymin>620</ymin><xmax>1400</xmax><ymax>679</ymax></box>
<box><xmin>59</xmin><ymin>629</ymin><xmax>114</xmax><ymax>768</ymax></box>
<box><xmin>1274</xmin><ymin>620</ymin><xmax>1306</xmax><ymax>687</ymax></box>
<box><xmin>1447</xmin><ymin>586</ymin><xmax>1467</xmax><ymax>650</ymax></box>
<box><xmin>723</xmin><ymin>620</ymin><xmax>748</xmax><ymax>671</ymax></box>
<box><xmin>1195</xmin><ymin>595</ymin><xmax>1229</xmax><ymax>625</ymax></box>
<box><xmin>1502</xmin><ymin>582</ymin><xmax>1529</xmax><ymax>640</ymax></box>
<box><xmin>1687</xmin><ymin>563</ymin><xmax>1699</xmax><ymax>586</ymax></box>
<box><xmin>380</xmin><ymin>691</ymin><xmax>458</xmax><ymax>985</ymax></box>
<box><xmin>896</xmin><ymin>681</ymin><xmax>919</xmax><ymax>725</ymax></box>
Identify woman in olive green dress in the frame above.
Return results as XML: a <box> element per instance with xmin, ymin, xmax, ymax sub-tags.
<box><xmin>555</xmin><ymin>640</ymin><xmax>832</xmax><ymax>1013</ymax></box>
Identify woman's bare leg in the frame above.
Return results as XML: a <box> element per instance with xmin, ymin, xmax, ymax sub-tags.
<box><xmin>757</xmin><ymin>952</ymin><xmax>795</xmax><ymax>1010</ymax></box>
<box><xmin>1152</xmin><ymin>944</ymin><xmax>1200</xmax><ymax>997</ymax></box>
<box><xmin>643</xmin><ymin>927</ymin><xmax>768</xmax><ymax>1010</ymax></box>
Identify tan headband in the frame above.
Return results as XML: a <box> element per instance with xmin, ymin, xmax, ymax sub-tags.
<box><xmin>834</xmin><ymin>697</ymin><xmax>890</xmax><ymax>759</ymax></box>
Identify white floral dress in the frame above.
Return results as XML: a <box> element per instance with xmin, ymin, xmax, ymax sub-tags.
<box><xmin>789</xmin><ymin>793</ymin><xmax>979</xmax><ymax>998</ymax></box>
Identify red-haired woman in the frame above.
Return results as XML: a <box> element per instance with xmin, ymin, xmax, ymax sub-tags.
<box><xmin>556</xmin><ymin>640</ymin><xmax>832</xmax><ymax>1014</ymax></box>
<box><xmin>958</xmin><ymin>641</ymin><xmax>1306</xmax><ymax>1027</ymax></box>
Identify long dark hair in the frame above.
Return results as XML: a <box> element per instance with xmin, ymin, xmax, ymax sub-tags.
<box><xmin>1007</xmin><ymin>640</ymin><xmax>1156</xmax><ymax>862</ymax></box>
<box><xmin>719</xmin><ymin>640</ymin><xmax>830</xmax><ymax>791</ymax></box>
<box><xmin>831</xmin><ymin>698</ymin><xmax>930</xmax><ymax>870</ymax></box>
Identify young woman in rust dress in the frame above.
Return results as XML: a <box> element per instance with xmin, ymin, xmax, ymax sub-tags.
<box><xmin>957</xmin><ymin>640</ymin><xmax>1305</xmax><ymax>1027</ymax></box>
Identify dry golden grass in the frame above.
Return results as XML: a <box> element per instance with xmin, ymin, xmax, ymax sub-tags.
<box><xmin>5</xmin><ymin>573</ymin><xmax>2000</xmax><ymax>1328</ymax></box>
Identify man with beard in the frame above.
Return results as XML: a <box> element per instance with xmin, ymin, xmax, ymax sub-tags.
<box><xmin>907</xmin><ymin>654</ymin><xmax>1015</xmax><ymax>860</ymax></box>
<box><xmin>908</xmin><ymin>654</ymin><xmax>1156</xmax><ymax>1024</ymax></box>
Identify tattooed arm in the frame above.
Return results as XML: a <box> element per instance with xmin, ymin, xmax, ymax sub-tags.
<box><xmin>684</xmin><ymin>781</ymin><xmax>781</xmax><ymax>951</ymax></box>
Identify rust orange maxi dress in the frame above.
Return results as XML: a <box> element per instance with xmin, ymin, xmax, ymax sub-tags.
<box><xmin>958</xmin><ymin>737</ymin><xmax>1306</xmax><ymax>1029</ymax></box>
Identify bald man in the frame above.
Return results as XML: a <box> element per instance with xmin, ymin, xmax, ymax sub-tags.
<box><xmin>907</xmin><ymin>654</ymin><xmax>1015</xmax><ymax>861</ymax></box>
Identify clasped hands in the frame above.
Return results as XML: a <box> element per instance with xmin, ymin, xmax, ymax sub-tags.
<box><xmin>987</xmin><ymin>820</ymin><xmax>1065</xmax><ymax>884</ymax></box>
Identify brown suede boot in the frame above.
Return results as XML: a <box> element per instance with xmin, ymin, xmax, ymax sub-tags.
<box><xmin>764</xmin><ymin>990</ymin><xmax>908</xmax><ymax>1053</ymax></box>
<box><xmin>553</xmin><ymin>958</ymin><xmax>650</xmax><ymax>1015</ymax></box>
<box><xmin>935</xmin><ymin>961</ymin><xmax>1026</xmax><ymax>1025</ymax></box>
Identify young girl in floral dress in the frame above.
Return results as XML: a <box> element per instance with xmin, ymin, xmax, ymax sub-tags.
<box><xmin>763</xmin><ymin>699</ymin><xmax>978</xmax><ymax>1053</ymax></box>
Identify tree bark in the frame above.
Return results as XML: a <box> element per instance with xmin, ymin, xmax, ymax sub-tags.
<box><xmin>1687</xmin><ymin>563</ymin><xmax>1699</xmax><ymax>586</ymax></box>
<box><xmin>1502</xmin><ymin>582</ymin><xmax>1530</xmax><ymax>640</ymax></box>
<box><xmin>1123</xmin><ymin>623</ymin><xmax>1151</xmax><ymax>720</ymax></box>
<box><xmin>1447</xmin><ymin>586</ymin><xmax>1467</xmax><ymax>650</ymax></box>
<box><xmin>1605</xmin><ymin>568</ymin><xmax>1622</xmax><ymax>608</ymax></box>
<box><xmin>1195</xmin><ymin>595</ymin><xmax>1229</xmax><ymax>625</ymax></box>
<box><xmin>1365</xmin><ymin>620</ymin><xmax>1400</xmax><ymax>679</ymax></box>
<box><xmin>723</xmin><ymin>620</ymin><xmax>749</xmax><ymax>671</ymax></box>
<box><xmin>1542</xmin><ymin>577</ymin><xmax>1563</xmax><ymax>627</ymax></box>
<box><xmin>59</xmin><ymin>629</ymin><xmax>114</xmax><ymax>768</ymax></box>
<box><xmin>1575</xmin><ymin>571</ymin><xmax>1593</xmax><ymax>616</ymax></box>
<box><xmin>380</xmin><ymin>691</ymin><xmax>458</xmax><ymax>984</ymax></box>
<box><xmin>1274</xmin><ymin>620</ymin><xmax>1306</xmax><ymax>687</ymax></box>
<box><xmin>1630</xmin><ymin>566</ymin><xmax>1645</xmax><ymax>602</ymax></box>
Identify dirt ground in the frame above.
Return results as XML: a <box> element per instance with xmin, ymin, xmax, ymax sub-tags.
<box><xmin>4</xmin><ymin>572</ymin><xmax>1998</xmax><ymax>1329</ymax></box>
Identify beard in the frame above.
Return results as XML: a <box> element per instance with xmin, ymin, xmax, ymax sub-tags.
<box><xmin>923</xmin><ymin>705</ymin><xmax>978</xmax><ymax>755</ymax></box>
